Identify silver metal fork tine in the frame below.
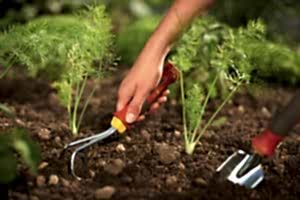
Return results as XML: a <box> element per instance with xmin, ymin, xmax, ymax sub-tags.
<box><xmin>64</xmin><ymin>127</ymin><xmax>116</xmax><ymax>149</ymax></box>
<box><xmin>69</xmin><ymin>127</ymin><xmax>116</xmax><ymax>180</ymax></box>
<box><xmin>64</xmin><ymin>134</ymin><xmax>104</xmax><ymax>149</ymax></box>
<box><xmin>70</xmin><ymin>136</ymin><xmax>105</xmax><ymax>180</ymax></box>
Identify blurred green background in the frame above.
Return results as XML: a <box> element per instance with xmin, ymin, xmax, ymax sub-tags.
<box><xmin>0</xmin><ymin>0</ymin><xmax>299</xmax><ymax>65</ymax></box>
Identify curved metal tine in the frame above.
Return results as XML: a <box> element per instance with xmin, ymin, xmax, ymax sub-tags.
<box><xmin>64</xmin><ymin>128</ymin><xmax>114</xmax><ymax>149</ymax></box>
<box><xmin>70</xmin><ymin>127</ymin><xmax>116</xmax><ymax>180</ymax></box>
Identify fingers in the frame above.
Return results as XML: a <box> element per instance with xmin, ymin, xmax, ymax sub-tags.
<box><xmin>126</xmin><ymin>88</ymin><xmax>148</xmax><ymax>123</ymax></box>
<box><xmin>118</xmin><ymin>85</ymin><xmax>170</xmax><ymax>123</ymax></box>
<box><xmin>116</xmin><ymin>82</ymin><xmax>135</xmax><ymax>112</ymax></box>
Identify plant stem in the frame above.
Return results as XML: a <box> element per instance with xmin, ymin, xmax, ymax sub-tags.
<box><xmin>0</xmin><ymin>55</ymin><xmax>16</xmax><ymax>79</ymax></box>
<box><xmin>67</xmin><ymin>96</ymin><xmax>72</xmax><ymax>132</ymax></box>
<box><xmin>195</xmin><ymin>82</ymin><xmax>241</xmax><ymax>143</ymax></box>
<box><xmin>71</xmin><ymin>83</ymin><xmax>80</xmax><ymax>134</ymax></box>
<box><xmin>191</xmin><ymin>73</ymin><xmax>219</xmax><ymax>142</ymax></box>
<box><xmin>77</xmin><ymin>85</ymin><xmax>96</xmax><ymax>132</ymax></box>
<box><xmin>71</xmin><ymin>75</ymin><xmax>88</xmax><ymax>135</ymax></box>
<box><xmin>180</xmin><ymin>71</ymin><xmax>188</xmax><ymax>143</ymax></box>
<box><xmin>185</xmin><ymin>141</ymin><xmax>196</xmax><ymax>155</ymax></box>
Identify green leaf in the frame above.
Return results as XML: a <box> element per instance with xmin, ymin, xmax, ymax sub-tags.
<box><xmin>0</xmin><ymin>149</ymin><xmax>17</xmax><ymax>184</ymax></box>
<box><xmin>211</xmin><ymin>116</ymin><xmax>227</xmax><ymax>127</ymax></box>
<box><xmin>11</xmin><ymin>128</ymin><xmax>41</xmax><ymax>174</ymax></box>
<box><xmin>0</xmin><ymin>103</ymin><xmax>15</xmax><ymax>119</ymax></box>
<box><xmin>53</xmin><ymin>81</ymin><xmax>72</xmax><ymax>108</ymax></box>
<box><xmin>185</xmin><ymin>84</ymin><xmax>203</xmax><ymax>133</ymax></box>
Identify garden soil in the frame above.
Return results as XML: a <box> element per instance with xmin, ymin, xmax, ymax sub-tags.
<box><xmin>0</xmin><ymin>73</ymin><xmax>299</xmax><ymax>200</ymax></box>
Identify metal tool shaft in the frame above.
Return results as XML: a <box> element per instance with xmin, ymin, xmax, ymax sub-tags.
<box><xmin>68</xmin><ymin>127</ymin><xmax>116</xmax><ymax>180</ymax></box>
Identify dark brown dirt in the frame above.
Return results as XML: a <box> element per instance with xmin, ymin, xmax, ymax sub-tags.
<box><xmin>1</xmin><ymin>74</ymin><xmax>300</xmax><ymax>200</ymax></box>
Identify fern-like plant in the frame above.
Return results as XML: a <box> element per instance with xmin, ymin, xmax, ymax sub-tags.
<box><xmin>0</xmin><ymin>5</ymin><xmax>114</xmax><ymax>135</ymax></box>
<box><xmin>172</xmin><ymin>18</ymin><xmax>263</xmax><ymax>154</ymax></box>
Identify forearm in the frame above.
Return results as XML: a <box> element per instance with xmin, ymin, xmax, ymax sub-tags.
<box><xmin>142</xmin><ymin>0</ymin><xmax>214</xmax><ymax>56</ymax></box>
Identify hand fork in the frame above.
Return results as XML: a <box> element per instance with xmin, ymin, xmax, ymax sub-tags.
<box><xmin>63</xmin><ymin>62</ymin><xmax>180</xmax><ymax>180</ymax></box>
<box><xmin>217</xmin><ymin>90</ymin><xmax>300</xmax><ymax>189</ymax></box>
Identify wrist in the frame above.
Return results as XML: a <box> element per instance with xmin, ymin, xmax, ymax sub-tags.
<box><xmin>147</xmin><ymin>34</ymin><xmax>172</xmax><ymax>54</ymax></box>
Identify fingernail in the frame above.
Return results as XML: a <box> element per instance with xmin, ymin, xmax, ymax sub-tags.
<box><xmin>126</xmin><ymin>113</ymin><xmax>136</xmax><ymax>123</ymax></box>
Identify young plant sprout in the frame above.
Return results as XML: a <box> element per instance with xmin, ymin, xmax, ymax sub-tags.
<box><xmin>0</xmin><ymin>5</ymin><xmax>114</xmax><ymax>135</ymax></box>
<box><xmin>172</xmin><ymin>17</ymin><xmax>260</xmax><ymax>154</ymax></box>
<box><xmin>180</xmin><ymin>65</ymin><xmax>249</xmax><ymax>154</ymax></box>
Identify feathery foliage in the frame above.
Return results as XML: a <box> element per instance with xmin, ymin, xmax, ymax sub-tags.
<box><xmin>0</xmin><ymin>5</ymin><xmax>114</xmax><ymax>135</ymax></box>
<box><xmin>174</xmin><ymin>16</ymin><xmax>300</xmax><ymax>154</ymax></box>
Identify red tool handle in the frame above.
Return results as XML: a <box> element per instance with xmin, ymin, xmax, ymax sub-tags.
<box><xmin>113</xmin><ymin>62</ymin><xmax>179</xmax><ymax>130</ymax></box>
<box><xmin>252</xmin><ymin>90</ymin><xmax>300</xmax><ymax>156</ymax></box>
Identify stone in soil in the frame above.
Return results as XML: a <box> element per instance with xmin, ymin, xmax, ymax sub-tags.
<box><xmin>48</xmin><ymin>175</ymin><xmax>59</xmax><ymax>185</ymax></box>
<box><xmin>194</xmin><ymin>177</ymin><xmax>208</xmax><ymax>186</ymax></box>
<box><xmin>125</xmin><ymin>136</ymin><xmax>132</xmax><ymax>143</ymax></box>
<box><xmin>141</xmin><ymin>129</ymin><xmax>151</xmax><ymax>141</ymax></box>
<box><xmin>38</xmin><ymin>162</ymin><xmax>49</xmax><ymax>170</ymax></box>
<box><xmin>36</xmin><ymin>175</ymin><xmax>46</xmax><ymax>187</ymax></box>
<box><xmin>174</xmin><ymin>130</ymin><xmax>181</xmax><ymax>138</ymax></box>
<box><xmin>115</xmin><ymin>143</ymin><xmax>126</xmax><ymax>153</ymax></box>
<box><xmin>95</xmin><ymin>186</ymin><xmax>116</xmax><ymax>200</ymax></box>
<box><xmin>157</xmin><ymin>143</ymin><xmax>179</xmax><ymax>165</ymax></box>
<box><xmin>166</xmin><ymin>175</ymin><xmax>178</xmax><ymax>187</ymax></box>
<box><xmin>104</xmin><ymin>159</ymin><xmax>125</xmax><ymax>176</ymax></box>
<box><xmin>178</xmin><ymin>162</ymin><xmax>185</xmax><ymax>170</ymax></box>
<box><xmin>238</xmin><ymin>105</ymin><xmax>245</xmax><ymax>113</ymax></box>
<box><xmin>38</xmin><ymin>128</ymin><xmax>51</xmax><ymax>140</ymax></box>
<box><xmin>261</xmin><ymin>106</ymin><xmax>272</xmax><ymax>118</ymax></box>
<box><xmin>54</xmin><ymin>136</ymin><xmax>61</xmax><ymax>145</ymax></box>
<box><xmin>61</xmin><ymin>178</ymin><xmax>70</xmax><ymax>188</ymax></box>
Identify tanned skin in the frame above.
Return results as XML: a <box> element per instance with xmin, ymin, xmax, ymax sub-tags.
<box><xmin>117</xmin><ymin>0</ymin><xmax>214</xmax><ymax>123</ymax></box>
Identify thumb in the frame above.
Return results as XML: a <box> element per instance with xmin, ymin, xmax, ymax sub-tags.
<box><xmin>126</xmin><ymin>89</ymin><xmax>148</xmax><ymax>123</ymax></box>
<box><xmin>117</xmin><ymin>84</ymin><xmax>135</xmax><ymax>112</ymax></box>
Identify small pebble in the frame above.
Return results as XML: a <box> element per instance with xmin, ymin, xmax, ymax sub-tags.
<box><xmin>141</xmin><ymin>130</ymin><xmax>151</xmax><ymax>141</ymax></box>
<box><xmin>174</xmin><ymin>130</ymin><xmax>181</xmax><ymax>138</ymax></box>
<box><xmin>48</xmin><ymin>175</ymin><xmax>59</xmax><ymax>185</ymax></box>
<box><xmin>104</xmin><ymin>159</ymin><xmax>125</xmax><ymax>176</ymax></box>
<box><xmin>116</xmin><ymin>144</ymin><xmax>126</xmax><ymax>153</ymax></box>
<box><xmin>166</xmin><ymin>175</ymin><xmax>177</xmax><ymax>187</ymax></box>
<box><xmin>15</xmin><ymin>118</ymin><xmax>26</xmax><ymax>126</ymax></box>
<box><xmin>261</xmin><ymin>107</ymin><xmax>272</xmax><ymax>118</ymax></box>
<box><xmin>54</xmin><ymin>136</ymin><xmax>61</xmax><ymax>145</ymax></box>
<box><xmin>238</xmin><ymin>105</ymin><xmax>245</xmax><ymax>113</ymax></box>
<box><xmin>61</xmin><ymin>178</ymin><xmax>70</xmax><ymax>188</ymax></box>
<box><xmin>38</xmin><ymin>128</ymin><xmax>51</xmax><ymax>140</ymax></box>
<box><xmin>125</xmin><ymin>136</ymin><xmax>132</xmax><ymax>143</ymax></box>
<box><xmin>178</xmin><ymin>162</ymin><xmax>185</xmax><ymax>170</ymax></box>
<box><xmin>89</xmin><ymin>170</ymin><xmax>96</xmax><ymax>178</ymax></box>
<box><xmin>95</xmin><ymin>186</ymin><xmax>116</xmax><ymax>200</ymax></box>
<box><xmin>158</xmin><ymin>143</ymin><xmax>179</xmax><ymax>164</ymax></box>
<box><xmin>194</xmin><ymin>177</ymin><xmax>208</xmax><ymax>186</ymax></box>
<box><xmin>36</xmin><ymin>175</ymin><xmax>46</xmax><ymax>187</ymax></box>
<box><xmin>38</xmin><ymin>162</ymin><xmax>49</xmax><ymax>170</ymax></box>
<box><xmin>98</xmin><ymin>160</ymin><xmax>106</xmax><ymax>167</ymax></box>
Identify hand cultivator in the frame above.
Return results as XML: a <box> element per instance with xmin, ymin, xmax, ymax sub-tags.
<box><xmin>217</xmin><ymin>90</ymin><xmax>300</xmax><ymax>189</ymax></box>
<box><xmin>63</xmin><ymin>62</ymin><xmax>179</xmax><ymax>180</ymax></box>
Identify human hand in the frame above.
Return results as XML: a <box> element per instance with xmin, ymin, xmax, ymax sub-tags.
<box><xmin>116</xmin><ymin>53</ymin><xmax>170</xmax><ymax>123</ymax></box>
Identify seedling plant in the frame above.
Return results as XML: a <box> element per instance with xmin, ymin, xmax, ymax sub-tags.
<box><xmin>0</xmin><ymin>5</ymin><xmax>114</xmax><ymax>135</ymax></box>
